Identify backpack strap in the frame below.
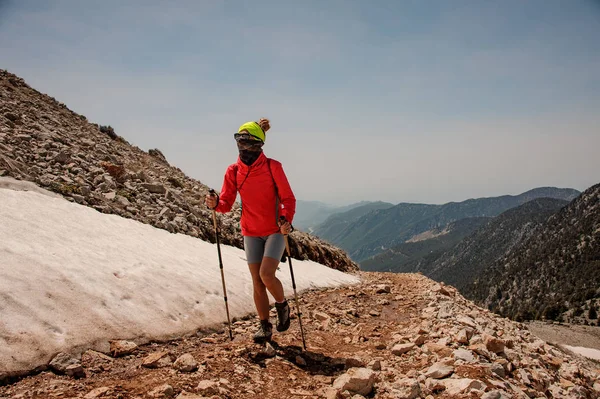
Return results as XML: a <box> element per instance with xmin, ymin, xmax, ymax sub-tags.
<box><xmin>267</xmin><ymin>159</ymin><xmax>279</xmax><ymax>199</ymax></box>
<box><xmin>267</xmin><ymin>159</ymin><xmax>280</xmax><ymax>223</ymax></box>
<box><xmin>234</xmin><ymin>163</ymin><xmax>251</xmax><ymax>193</ymax></box>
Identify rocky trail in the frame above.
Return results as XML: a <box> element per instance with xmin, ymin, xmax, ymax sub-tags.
<box><xmin>1</xmin><ymin>273</ymin><xmax>599</xmax><ymax>399</ymax></box>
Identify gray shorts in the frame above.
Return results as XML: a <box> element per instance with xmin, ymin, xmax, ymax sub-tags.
<box><xmin>243</xmin><ymin>234</ymin><xmax>285</xmax><ymax>264</ymax></box>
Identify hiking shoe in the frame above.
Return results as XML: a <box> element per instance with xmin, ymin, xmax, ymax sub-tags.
<box><xmin>275</xmin><ymin>300</ymin><xmax>291</xmax><ymax>332</ymax></box>
<box><xmin>253</xmin><ymin>320</ymin><xmax>272</xmax><ymax>343</ymax></box>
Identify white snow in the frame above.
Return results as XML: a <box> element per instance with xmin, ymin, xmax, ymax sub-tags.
<box><xmin>563</xmin><ymin>345</ymin><xmax>600</xmax><ymax>361</ymax></box>
<box><xmin>0</xmin><ymin>181</ymin><xmax>359</xmax><ymax>373</ymax></box>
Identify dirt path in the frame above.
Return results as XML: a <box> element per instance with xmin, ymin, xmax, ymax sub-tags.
<box><xmin>526</xmin><ymin>321</ymin><xmax>600</xmax><ymax>351</ymax></box>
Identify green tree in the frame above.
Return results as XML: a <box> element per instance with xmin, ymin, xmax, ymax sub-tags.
<box><xmin>543</xmin><ymin>304</ymin><xmax>565</xmax><ymax>321</ymax></box>
<box><xmin>589</xmin><ymin>304</ymin><xmax>598</xmax><ymax>320</ymax></box>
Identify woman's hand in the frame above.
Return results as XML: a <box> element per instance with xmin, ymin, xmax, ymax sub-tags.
<box><xmin>205</xmin><ymin>192</ymin><xmax>218</xmax><ymax>210</ymax></box>
<box><xmin>279</xmin><ymin>217</ymin><xmax>292</xmax><ymax>235</ymax></box>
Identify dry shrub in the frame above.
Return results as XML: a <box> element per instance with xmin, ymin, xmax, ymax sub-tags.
<box><xmin>100</xmin><ymin>161</ymin><xmax>126</xmax><ymax>182</ymax></box>
<box><xmin>99</xmin><ymin>125</ymin><xmax>117</xmax><ymax>139</ymax></box>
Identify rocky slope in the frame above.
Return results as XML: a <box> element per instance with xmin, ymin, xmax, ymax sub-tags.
<box><xmin>1</xmin><ymin>273</ymin><xmax>598</xmax><ymax>398</ymax></box>
<box><xmin>428</xmin><ymin>198</ymin><xmax>569</xmax><ymax>291</ymax></box>
<box><xmin>323</xmin><ymin>188</ymin><xmax>580</xmax><ymax>262</ymax></box>
<box><xmin>466</xmin><ymin>183</ymin><xmax>600</xmax><ymax>323</ymax></box>
<box><xmin>0</xmin><ymin>70</ymin><xmax>357</xmax><ymax>273</ymax></box>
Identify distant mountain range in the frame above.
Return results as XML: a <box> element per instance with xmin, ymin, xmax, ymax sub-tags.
<box><xmin>293</xmin><ymin>200</ymin><xmax>337</xmax><ymax>232</ymax></box>
<box><xmin>317</xmin><ymin>187</ymin><xmax>580</xmax><ymax>262</ymax></box>
<box><xmin>363</xmin><ymin>198</ymin><xmax>569</xmax><ymax>284</ymax></box>
<box><xmin>311</xmin><ymin>201</ymin><xmax>394</xmax><ymax>240</ymax></box>
<box><xmin>293</xmin><ymin>200</ymin><xmax>376</xmax><ymax>232</ymax></box>
<box><xmin>362</xmin><ymin>188</ymin><xmax>600</xmax><ymax>324</ymax></box>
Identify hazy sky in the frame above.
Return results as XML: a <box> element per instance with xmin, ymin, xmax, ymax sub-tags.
<box><xmin>1</xmin><ymin>0</ymin><xmax>599</xmax><ymax>205</ymax></box>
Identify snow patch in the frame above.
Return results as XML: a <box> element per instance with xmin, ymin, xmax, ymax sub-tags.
<box><xmin>0</xmin><ymin>187</ymin><xmax>359</xmax><ymax>372</ymax></box>
<box><xmin>563</xmin><ymin>345</ymin><xmax>600</xmax><ymax>361</ymax></box>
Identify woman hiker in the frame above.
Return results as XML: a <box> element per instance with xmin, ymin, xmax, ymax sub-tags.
<box><xmin>205</xmin><ymin>118</ymin><xmax>296</xmax><ymax>343</ymax></box>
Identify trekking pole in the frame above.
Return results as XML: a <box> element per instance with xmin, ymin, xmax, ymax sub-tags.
<box><xmin>209</xmin><ymin>189</ymin><xmax>233</xmax><ymax>341</ymax></box>
<box><xmin>283</xmin><ymin>233</ymin><xmax>307</xmax><ymax>351</ymax></box>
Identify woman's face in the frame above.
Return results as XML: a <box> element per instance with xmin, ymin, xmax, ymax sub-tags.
<box><xmin>235</xmin><ymin>131</ymin><xmax>264</xmax><ymax>152</ymax></box>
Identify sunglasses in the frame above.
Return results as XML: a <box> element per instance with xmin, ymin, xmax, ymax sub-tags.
<box><xmin>234</xmin><ymin>133</ymin><xmax>263</xmax><ymax>144</ymax></box>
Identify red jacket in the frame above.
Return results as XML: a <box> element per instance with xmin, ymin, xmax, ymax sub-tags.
<box><xmin>215</xmin><ymin>152</ymin><xmax>296</xmax><ymax>237</ymax></box>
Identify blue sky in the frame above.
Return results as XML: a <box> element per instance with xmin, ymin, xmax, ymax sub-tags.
<box><xmin>1</xmin><ymin>0</ymin><xmax>599</xmax><ymax>205</ymax></box>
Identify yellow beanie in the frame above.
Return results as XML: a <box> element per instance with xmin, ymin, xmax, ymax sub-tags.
<box><xmin>238</xmin><ymin>121</ymin><xmax>265</xmax><ymax>142</ymax></box>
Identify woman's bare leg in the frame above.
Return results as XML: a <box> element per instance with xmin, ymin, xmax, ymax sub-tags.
<box><xmin>259</xmin><ymin>256</ymin><xmax>285</xmax><ymax>302</ymax></box>
<box><xmin>248</xmin><ymin>263</ymin><xmax>270</xmax><ymax>320</ymax></box>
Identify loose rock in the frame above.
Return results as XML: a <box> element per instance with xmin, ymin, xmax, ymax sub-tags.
<box><xmin>375</xmin><ymin>285</ymin><xmax>391</xmax><ymax>294</ymax></box>
<box><xmin>332</xmin><ymin>368</ymin><xmax>376</xmax><ymax>396</ymax></box>
<box><xmin>442</xmin><ymin>378</ymin><xmax>486</xmax><ymax>395</ymax></box>
<box><xmin>197</xmin><ymin>380</ymin><xmax>219</xmax><ymax>396</ymax></box>
<box><xmin>392</xmin><ymin>343</ymin><xmax>415</xmax><ymax>356</ymax></box>
<box><xmin>424</xmin><ymin>362</ymin><xmax>454</xmax><ymax>379</ymax></box>
<box><xmin>49</xmin><ymin>352</ymin><xmax>80</xmax><ymax>374</ymax></box>
<box><xmin>483</xmin><ymin>334</ymin><xmax>505</xmax><ymax>354</ymax></box>
<box><xmin>142</xmin><ymin>351</ymin><xmax>172</xmax><ymax>368</ymax></box>
<box><xmin>149</xmin><ymin>384</ymin><xmax>174</xmax><ymax>398</ymax></box>
<box><xmin>109</xmin><ymin>340</ymin><xmax>137</xmax><ymax>357</ymax></box>
<box><xmin>174</xmin><ymin>353</ymin><xmax>198</xmax><ymax>372</ymax></box>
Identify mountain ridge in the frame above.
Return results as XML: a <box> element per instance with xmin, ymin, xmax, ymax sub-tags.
<box><xmin>363</xmin><ymin>197</ymin><xmax>569</xmax><ymax>287</ymax></box>
<box><xmin>312</xmin><ymin>201</ymin><xmax>395</xmax><ymax>241</ymax></box>
<box><xmin>294</xmin><ymin>200</ymin><xmax>378</xmax><ymax>233</ymax></box>
<box><xmin>428</xmin><ymin>197</ymin><xmax>570</xmax><ymax>289</ymax></box>
<box><xmin>321</xmin><ymin>188</ymin><xmax>580</xmax><ymax>262</ymax></box>
<box><xmin>360</xmin><ymin>216</ymin><xmax>492</xmax><ymax>273</ymax></box>
<box><xmin>466</xmin><ymin>183</ymin><xmax>600</xmax><ymax>323</ymax></box>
